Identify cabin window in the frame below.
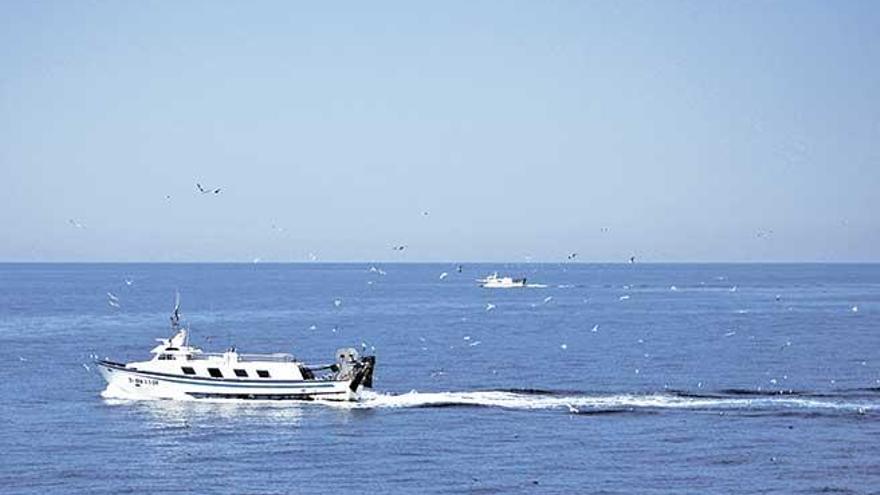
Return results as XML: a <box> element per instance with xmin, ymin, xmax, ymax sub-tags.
<box><xmin>256</xmin><ymin>370</ymin><xmax>270</xmax><ymax>378</ymax></box>
<box><xmin>181</xmin><ymin>367</ymin><xmax>196</xmax><ymax>375</ymax></box>
<box><xmin>158</xmin><ymin>354</ymin><xmax>175</xmax><ymax>361</ymax></box>
<box><xmin>234</xmin><ymin>369</ymin><xmax>248</xmax><ymax>377</ymax></box>
<box><xmin>207</xmin><ymin>368</ymin><xmax>223</xmax><ymax>378</ymax></box>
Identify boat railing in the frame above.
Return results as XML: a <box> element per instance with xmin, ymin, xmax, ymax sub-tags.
<box><xmin>187</xmin><ymin>352</ymin><xmax>296</xmax><ymax>363</ymax></box>
<box><xmin>237</xmin><ymin>353</ymin><xmax>296</xmax><ymax>363</ymax></box>
<box><xmin>187</xmin><ymin>353</ymin><xmax>221</xmax><ymax>360</ymax></box>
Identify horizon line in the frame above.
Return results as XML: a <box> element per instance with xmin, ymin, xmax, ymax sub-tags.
<box><xmin>1</xmin><ymin>260</ymin><xmax>879</xmax><ymax>265</ymax></box>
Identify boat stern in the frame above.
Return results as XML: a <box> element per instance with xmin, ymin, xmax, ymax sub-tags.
<box><xmin>350</xmin><ymin>355</ymin><xmax>375</xmax><ymax>392</ymax></box>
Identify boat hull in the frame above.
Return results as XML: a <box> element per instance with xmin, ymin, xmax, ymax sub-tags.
<box><xmin>97</xmin><ymin>360</ymin><xmax>364</xmax><ymax>401</ymax></box>
<box><xmin>480</xmin><ymin>281</ymin><xmax>526</xmax><ymax>288</ymax></box>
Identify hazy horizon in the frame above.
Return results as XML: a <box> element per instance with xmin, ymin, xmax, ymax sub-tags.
<box><xmin>1</xmin><ymin>260</ymin><xmax>878</xmax><ymax>266</ymax></box>
<box><xmin>2</xmin><ymin>1</ymin><xmax>878</xmax><ymax>263</ymax></box>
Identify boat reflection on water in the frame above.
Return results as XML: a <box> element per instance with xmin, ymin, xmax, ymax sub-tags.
<box><xmin>103</xmin><ymin>396</ymin><xmax>306</xmax><ymax>429</ymax></box>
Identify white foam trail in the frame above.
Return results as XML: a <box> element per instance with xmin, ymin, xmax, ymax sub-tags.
<box><xmin>100</xmin><ymin>387</ymin><xmax>878</xmax><ymax>416</ymax></box>
<box><xmin>525</xmin><ymin>284</ymin><xmax>548</xmax><ymax>288</ymax></box>
<box><xmin>325</xmin><ymin>389</ymin><xmax>878</xmax><ymax>414</ymax></box>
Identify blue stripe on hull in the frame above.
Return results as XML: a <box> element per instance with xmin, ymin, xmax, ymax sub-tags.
<box><xmin>186</xmin><ymin>392</ymin><xmax>342</xmax><ymax>400</ymax></box>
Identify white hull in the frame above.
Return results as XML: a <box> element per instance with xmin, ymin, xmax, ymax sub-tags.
<box><xmin>98</xmin><ymin>361</ymin><xmax>361</xmax><ymax>401</ymax></box>
<box><xmin>480</xmin><ymin>280</ymin><xmax>526</xmax><ymax>288</ymax></box>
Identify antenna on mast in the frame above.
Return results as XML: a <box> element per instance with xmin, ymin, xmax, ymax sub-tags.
<box><xmin>170</xmin><ymin>291</ymin><xmax>181</xmax><ymax>332</ymax></box>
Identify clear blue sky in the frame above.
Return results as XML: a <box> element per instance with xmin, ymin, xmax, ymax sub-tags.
<box><xmin>1</xmin><ymin>1</ymin><xmax>878</xmax><ymax>262</ymax></box>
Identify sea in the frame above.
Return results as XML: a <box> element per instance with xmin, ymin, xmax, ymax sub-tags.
<box><xmin>0</xmin><ymin>263</ymin><xmax>878</xmax><ymax>494</ymax></box>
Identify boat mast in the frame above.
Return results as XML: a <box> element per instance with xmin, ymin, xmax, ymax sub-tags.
<box><xmin>169</xmin><ymin>292</ymin><xmax>189</xmax><ymax>347</ymax></box>
<box><xmin>170</xmin><ymin>292</ymin><xmax>181</xmax><ymax>332</ymax></box>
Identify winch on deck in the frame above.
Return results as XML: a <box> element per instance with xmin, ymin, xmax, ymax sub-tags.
<box><xmin>333</xmin><ymin>347</ymin><xmax>375</xmax><ymax>390</ymax></box>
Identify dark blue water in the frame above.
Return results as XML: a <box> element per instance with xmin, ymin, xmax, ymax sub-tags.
<box><xmin>1</xmin><ymin>263</ymin><xmax>878</xmax><ymax>494</ymax></box>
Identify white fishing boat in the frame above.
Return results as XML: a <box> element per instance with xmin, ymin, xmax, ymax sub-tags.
<box><xmin>477</xmin><ymin>272</ymin><xmax>527</xmax><ymax>288</ymax></box>
<box><xmin>96</xmin><ymin>297</ymin><xmax>375</xmax><ymax>402</ymax></box>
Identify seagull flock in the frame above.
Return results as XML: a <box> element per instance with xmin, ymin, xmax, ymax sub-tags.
<box><xmin>65</xmin><ymin>180</ymin><xmax>866</xmax><ymax>409</ymax></box>
<box><xmin>62</xmin><ymin>177</ymin><xmax>655</xmax><ymax>265</ymax></box>
<box><xmin>77</xmin><ymin>258</ymin><xmax>868</xmax><ymax>416</ymax></box>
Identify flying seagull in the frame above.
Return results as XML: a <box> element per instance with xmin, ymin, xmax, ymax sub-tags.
<box><xmin>68</xmin><ymin>219</ymin><xmax>85</xmax><ymax>229</ymax></box>
<box><xmin>567</xmin><ymin>252</ymin><xmax>578</xmax><ymax>260</ymax></box>
<box><xmin>196</xmin><ymin>183</ymin><xmax>221</xmax><ymax>194</ymax></box>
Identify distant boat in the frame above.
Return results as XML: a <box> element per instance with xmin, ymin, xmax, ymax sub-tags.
<box><xmin>477</xmin><ymin>272</ymin><xmax>527</xmax><ymax>288</ymax></box>
<box><xmin>96</xmin><ymin>297</ymin><xmax>375</xmax><ymax>402</ymax></box>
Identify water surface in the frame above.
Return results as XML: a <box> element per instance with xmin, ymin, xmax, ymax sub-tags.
<box><xmin>1</xmin><ymin>263</ymin><xmax>878</xmax><ymax>494</ymax></box>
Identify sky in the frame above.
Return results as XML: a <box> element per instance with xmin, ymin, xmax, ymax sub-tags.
<box><xmin>1</xmin><ymin>1</ymin><xmax>878</xmax><ymax>262</ymax></box>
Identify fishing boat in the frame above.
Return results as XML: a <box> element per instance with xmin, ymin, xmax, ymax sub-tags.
<box><xmin>477</xmin><ymin>272</ymin><xmax>527</xmax><ymax>288</ymax></box>
<box><xmin>96</xmin><ymin>297</ymin><xmax>375</xmax><ymax>402</ymax></box>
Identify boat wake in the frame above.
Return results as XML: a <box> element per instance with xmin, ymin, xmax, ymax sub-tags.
<box><xmin>101</xmin><ymin>385</ymin><xmax>879</xmax><ymax>418</ymax></box>
<box><xmin>324</xmin><ymin>388</ymin><xmax>879</xmax><ymax>417</ymax></box>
